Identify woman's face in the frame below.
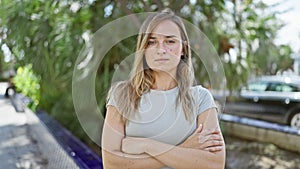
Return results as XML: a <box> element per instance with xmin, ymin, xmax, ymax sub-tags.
<box><xmin>144</xmin><ymin>20</ymin><xmax>183</xmax><ymax>76</ymax></box>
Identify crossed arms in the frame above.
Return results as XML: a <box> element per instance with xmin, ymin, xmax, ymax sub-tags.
<box><xmin>102</xmin><ymin>106</ymin><xmax>226</xmax><ymax>169</ymax></box>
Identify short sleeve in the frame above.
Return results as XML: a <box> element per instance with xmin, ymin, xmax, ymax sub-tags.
<box><xmin>194</xmin><ymin>85</ymin><xmax>217</xmax><ymax>115</ymax></box>
<box><xmin>106</xmin><ymin>81</ymin><xmax>129</xmax><ymax>109</ymax></box>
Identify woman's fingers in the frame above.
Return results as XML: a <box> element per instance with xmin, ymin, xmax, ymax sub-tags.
<box><xmin>199</xmin><ymin>140</ymin><xmax>223</xmax><ymax>152</ymax></box>
<box><xmin>182</xmin><ymin>126</ymin><xmax>224</xmax><ymax>151</ymax></box>
<box><xmin>204</xmin><ymin>145</ymin><xmax>223</xmax><ymax>152</ymax></box>
<box><xmin>197</xmin><ymin>130</ymin><xmax>224</xmax><ymax>152</ymax></box>
<box><xmin>200</xmin><ymin>139</ymin><xmax>223</xmax><ymax>147</ymax></box>
<box><xmin>205</xmin><ymin>133</ymin><xmax>222</xmax><ymax>140</ymax></box>
<box><xmin>199</xmin><ymin>133</ymin><xmax>223</xmax><ymax>144</ymax></box>
<box><xmin>201</xmin><ymin>128</ymin><xmax>221</xmax><ymax>136</ymax></box>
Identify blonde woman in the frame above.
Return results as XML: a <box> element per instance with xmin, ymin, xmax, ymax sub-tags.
<box><xmin>102</xmin><ymin>9</ymin><xmax>225</xmax><ymax>169</ymax></box>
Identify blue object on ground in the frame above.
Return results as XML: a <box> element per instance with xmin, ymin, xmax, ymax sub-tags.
<box><xmin>36</xmin><ymin>110</ymin><xmax>103</xmax><ymax>169</ymax></box>
<box><xmin>220</xmin><ymin>114</ymin><xmax>300</xmax><ymax>135</ymax></box>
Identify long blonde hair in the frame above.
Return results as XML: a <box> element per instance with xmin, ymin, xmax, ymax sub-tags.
<box><xmin>107</xmin><ymin>9</ymin><xmax>195</xmax><ymax>122</ymax></box>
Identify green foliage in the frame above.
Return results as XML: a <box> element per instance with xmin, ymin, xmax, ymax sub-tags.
<box><xmin>13</xmin><ymin>64</ymin><xmax>40</xmax><ymax>111</ymax></box>
<box><xmin>0</xmin><ymin>0</ymin><xmax>91</xmax><ymax>145</ymax></box>
<box><xmin>254</xmin><ymin>44</ymin><xmax>293</xmax><ymax>75</ymax></box>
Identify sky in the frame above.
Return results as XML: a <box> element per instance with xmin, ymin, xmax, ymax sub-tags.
<box><xmin>263</xmin><ymin>0</ymin><xmax>300</xmax><ymax>53</ymax></box>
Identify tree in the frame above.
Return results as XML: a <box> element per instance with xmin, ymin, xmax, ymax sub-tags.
<box><xmin>218</xmin><ymin>0</ymin><xmax>292</xmax><ymax>97</ymax></box>
<box><xmin>0</xmin><ymin>0</ymin><xmax>95</xmax><ymax>146</ymax></box>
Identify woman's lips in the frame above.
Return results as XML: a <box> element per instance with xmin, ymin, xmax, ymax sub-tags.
<box><xmin>155</xmin><ymin>58</ymin><xmax>169</xmax><ymax>62</ymax></box>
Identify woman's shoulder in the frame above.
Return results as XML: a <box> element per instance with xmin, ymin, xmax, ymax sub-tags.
<box><xmin>190</xmin><ymin>85</ymin><xmax>215</xmax><ymax>102</ymax></box>
<box><xmin>107</xmin><ymin>80</ymin><xmax>131</xmax><ymax>98</ymax></box>
<box><xmin>107</xmin><ymin>81</ymin><xmax>131</xmax><ymax>106</ymax></box>
<box><xmin>191</xmin><ymin>85</ymin><xmax>211</xmax><ymax>94</ymax></box>
<box><xmin>191</xmin><ymin>85</ymin><xmax>216</xmax><ymax>111</ymax></box>
<box><xmin>110</xmin><ymin>80</ymin><xmax>130</xmax><ymax>91</ymax></box>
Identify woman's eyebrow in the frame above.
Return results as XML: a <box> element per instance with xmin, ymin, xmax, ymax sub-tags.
<box><xmin>149</xmin><ymin>35</ymin><xmax>178</xmax><ymax>39</ymax></box>
<box><xmin>165</xmin><ymin>35</ymin><xmax>177</xmax><ymax>38</ymax></box>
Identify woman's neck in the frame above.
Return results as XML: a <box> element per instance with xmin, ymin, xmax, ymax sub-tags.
<box><xmin>152</xmin><ymin>72</ymin><xmax>177</xmax><ymax>91</ymax></box>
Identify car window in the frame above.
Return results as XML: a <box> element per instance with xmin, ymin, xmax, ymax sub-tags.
<box><xmin>294</xmin><ymin>86</ymin><xmax>300</xmax><ymax>92</ymax></box>
<box><xmin>266</xmin><ymin>83</ymin><xmax>282</xmax><ymax>92</ymax></box>
<box><xmin>283</xmin><ymin>85</ymin><xmax>300</xmax><ymax>92</ymax></box>
<box><xmin>247</xmin><ymin>82</ymin><xmax>268</xmax><ymax>91</ymax></box>
<box><xmin>282</xmin><ymin>85</ymin><xmax>294</xmax><ymax>92</ymax></box>
<box><xmin>266</xmin><ymin>83</ymin><xmax>298</xmax><ymax>92</ymax></box>
<box><xmin>245</xmin><ymin>78</ymin><xmax>300</xmax><ymax>92</ymax></box>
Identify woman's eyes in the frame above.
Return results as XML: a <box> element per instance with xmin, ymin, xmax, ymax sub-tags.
<box><xmin>166</xmin><ymin>40</ymin><xmax>176</xmax><ymax>44</ymax></box>
<box><xmin>147</xmin><ymin>39</ymin><xmax>177</xmax><ymax>46</ymax></box>
<box><xmin>147</xmin><ymin>40</ymin><xmax>156</xmax><ymax>46</ymax></box>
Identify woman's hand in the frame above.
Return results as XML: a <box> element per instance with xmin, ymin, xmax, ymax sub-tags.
<box><xmin>122</xmin><ymin>137</ymin><xmax>148</xmax><ymax>155</ymax></box>
<box><xmin>179</xmin><ymin>124</ymin><xmax>223</xmax><ymax>152</ymax></box>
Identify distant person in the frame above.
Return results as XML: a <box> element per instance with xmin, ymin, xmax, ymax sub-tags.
<box><xmin>5</xmin><ymin>75</ymin><xmax>16</xmax><ymax>98</ymax></box>
<box><xmin>101</xmin><ymin>9</ymin><xmax>225</xmax><ymax>169</ymax></box>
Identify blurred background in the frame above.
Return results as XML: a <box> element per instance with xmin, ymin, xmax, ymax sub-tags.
<box><xmin>1</xmin><ymin>0</ymin><xmax>300</xmax><ymax>168</ymax></box>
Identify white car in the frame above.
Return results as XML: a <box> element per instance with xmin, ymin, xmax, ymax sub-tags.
<box><xmin>223</xmin><ymin>75</ymin><xmax>300</xmax><ymax>129</ymax></box>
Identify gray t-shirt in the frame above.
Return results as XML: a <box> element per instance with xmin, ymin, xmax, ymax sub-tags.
<box><xmin>107</xmin><ymin>85</ymin><xmax>216</xmax><ymax>168</ymax></box>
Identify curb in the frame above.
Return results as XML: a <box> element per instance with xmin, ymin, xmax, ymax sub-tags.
<box><xmin>221</xmin><ymin>114</ymin><xmax>300</xmax><ymax>154</ymax></box>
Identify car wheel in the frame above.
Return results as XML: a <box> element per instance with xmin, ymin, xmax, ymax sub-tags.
<box><xmin>290</xmin><ymin>112</ymin><xmax>300</xmax><ymax>129</ymax></box>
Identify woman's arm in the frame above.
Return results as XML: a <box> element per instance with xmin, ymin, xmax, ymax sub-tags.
<box><xmin>179</xmin><ymin>123</ymin><xmax>223</xmax><ymax>152</ymax></box>
<box><xmin>101</xmin><ymin>106</ymin><xmax>166</xmax><ymax>169</ymax></box>
<box><xmin>122</xmin><ymin>108</ymin><xmax>226</xmax><ymax>169</ymax></box>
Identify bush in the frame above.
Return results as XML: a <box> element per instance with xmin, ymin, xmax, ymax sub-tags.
<box><xmin>13</xmin><ymin>64</ymin><xmax>40</xmax><ymax>111</ymax></box>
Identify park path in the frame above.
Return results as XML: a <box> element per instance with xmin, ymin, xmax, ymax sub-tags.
<box><xmin>0</xmin><ymin>82</ymin><xmax>79</xmax><ymax>169</ymax></box>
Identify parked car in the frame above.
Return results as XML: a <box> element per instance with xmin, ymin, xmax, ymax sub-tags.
<box><xmin>221</xmin><ymin>75</ymin><xmax>300</xmax><ymax>129</ymax></box>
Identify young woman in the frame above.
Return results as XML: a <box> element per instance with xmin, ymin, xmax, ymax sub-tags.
<box><xmin>102</xmin><ymin>9</ymin><xmax>225</xmax><ymax>169</ymax></box>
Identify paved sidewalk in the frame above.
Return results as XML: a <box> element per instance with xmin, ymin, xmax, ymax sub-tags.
<box><xmin>0</xmin><ymin>82</ymin><xmax>79</xmax><ymax>169</ymax></box>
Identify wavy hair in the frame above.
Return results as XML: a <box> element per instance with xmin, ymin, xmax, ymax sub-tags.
<box><xmin>107</xmin><ymin>9</ymin><xmax>196</xmax><ymax>122</ymax></box>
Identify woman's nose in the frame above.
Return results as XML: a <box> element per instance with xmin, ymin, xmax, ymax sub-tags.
<box><xmin>156</xmin><ymin>41</ymin><xmax>167</xmax><ymax>54</ymax></box>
